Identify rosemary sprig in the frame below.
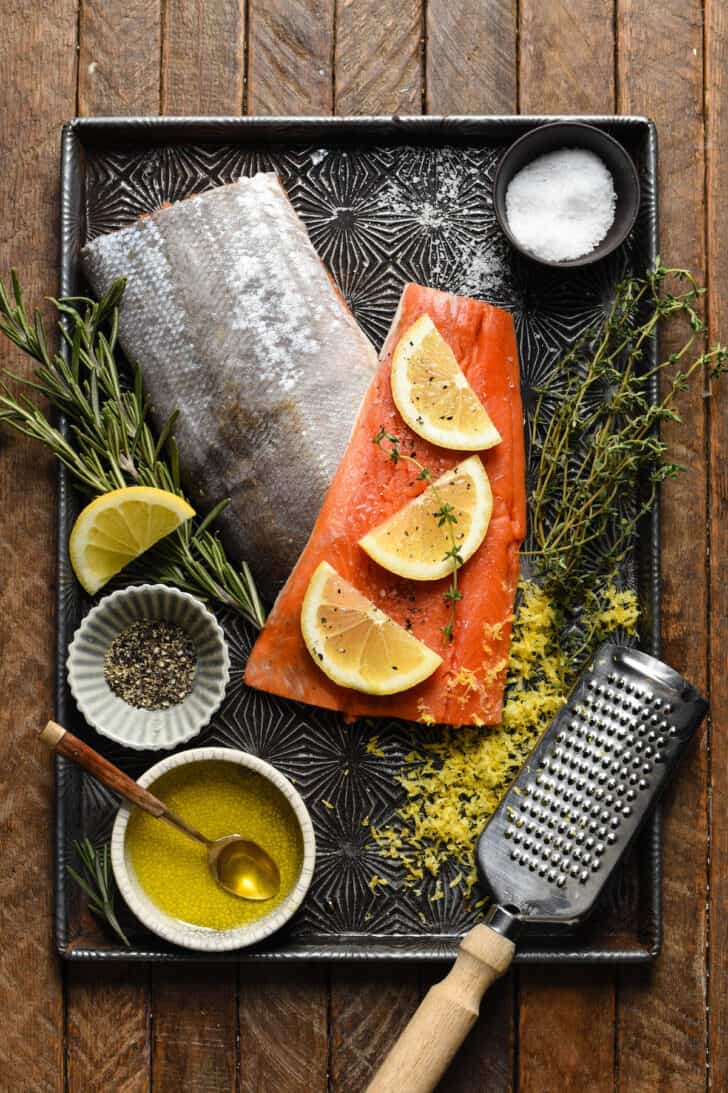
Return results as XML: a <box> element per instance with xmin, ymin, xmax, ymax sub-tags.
<box><xmin>0</xmin><ymin>273</ymin><xmax>266</xmax><ymax>627</ymax></box>
<box><xmin>373</xmin><ymin>428</ymin><xmax>463</xmax><ymax>642</ymax></box>
<box><xmin>528</xmin><ymin>262</ymin><xmax>728</xmax><ymax>607</ymax></box>
<box><xmin>67</xmin><ymin>838</ymin><xmax>129</xmax><ymax>946</ymax></box>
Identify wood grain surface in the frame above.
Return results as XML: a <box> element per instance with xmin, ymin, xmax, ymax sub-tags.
<box><xmin>706</xmin><ymin>2</ymin><xmax>728</xmax><ymax>1091</ymax></box>
<box><xmin>161</xmin><ymin>0</ymin><xmax>245</xmax><ymax>114</ymax></box>
<box><xmin>617</xmin><ymin>2</ymin><xmax>710</xmax><ymax>1090</ymax></box>
<box><xmin>78</xmin><ymin>0</ymin><xmax>163</xmax><ymax>116</ymax></box>
<box><xmin>335</xmin><ymin>0</ymin><xmax>422</xmax><ymax>115</ymax></box>
<box><xmin>426</xmin><ymin>0</ymin><xmax>517</xmax><ymax>114</ymax></box>
<box><xmin>248</xmin><ymin>0</ymin><xmax>335</xmax><ymax>114</ymax></box>
<box><xmin>0</xmin><ymin>1</ymin><xmax>724</xmax><ymax>1090</ymax></box>
<box><xmin>0</xmin><ymin>3</ymin><xmax>77</xmax><ymax>1091</ymax></box>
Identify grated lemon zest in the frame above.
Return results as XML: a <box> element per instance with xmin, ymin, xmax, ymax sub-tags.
<box><xmin>417</xmin><ymin>699</ymin><xmax>436</xmax><ymax>725</ymax></box>
<box><xmin>369</xmin><ymin>578</ymin><xmax>640</xmax><ymax>903</ymax></box>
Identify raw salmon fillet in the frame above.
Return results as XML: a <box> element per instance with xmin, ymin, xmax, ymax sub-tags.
<box><xmin>244</xmin><ymin>284</ymin><xmax>526</xmax><ymax>726</ymax></box>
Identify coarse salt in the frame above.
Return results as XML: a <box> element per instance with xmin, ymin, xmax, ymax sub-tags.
<box><xmin>505</xmin><ymin>147</ymin><xmax>617</xmax><ymax>262</ymax></box>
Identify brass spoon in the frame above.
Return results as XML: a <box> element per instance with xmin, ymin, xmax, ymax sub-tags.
<box><xmin>40</xmin><ymin>721</ymin><xmax>281</xmax><ymax>902</ymax></box>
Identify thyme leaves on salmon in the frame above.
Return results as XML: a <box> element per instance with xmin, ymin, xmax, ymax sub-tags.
<box><xmin>0</xmin><ymin>273</ymin><xmax>266</xmax><ymax>627</ymax></box>
<box><xmin>373</xmin><ymin>427</ymin><xmax>464</xmax><ymax>642</ymax></box>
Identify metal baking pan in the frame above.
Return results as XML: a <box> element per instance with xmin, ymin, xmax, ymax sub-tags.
<box><xmin>55</xmin><ymin>115</ymin><xmax>660</xmax><ymax>963</ymax></box>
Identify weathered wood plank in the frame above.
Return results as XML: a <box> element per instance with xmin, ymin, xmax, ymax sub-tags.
<box><xmin>426</xmin><ymin>0</ymin><xmax>516</xmax><ymax>114</ymax></box>
<box><xmin>518</xmin><ymin>968</ymin><xmax>613</xmax><ymax>1092</ymax></box>
<box><xmin>238</xmin><ymin>969</ymin><xmax>328</xmax><ymax>1092</ymax></box>
<box><xmin>519</xmin><ymin>0</ymin><xmax>614</xmax><ymax>112</ymax></box>
<box><xmin>617</xmin><ymin>3</ymin><xmax>709</xmax><ymax>1090</ymax></box>
<box><xmin>0</xmin><ymin>3</ymin><xmax>77</xmax><ymax>1090</ymax></box>
<box><xmin>162</xmin><ymin>0</ymin><xmax>245</xmax><ymax>115</ymax></box>
<box><xmin>705</xmin><ymin>1</ymin><xmax>728</xmax><ymax>1089</ymax></box>
<box><xmin>151</xmin><ymin>967</ymin><xmax>238</xmax><ymax>1092</ymax></box>
<box><xmin>78</xmin><ymin>0</ymin><xmax>162</xmax><ymax>116</ymax></box>
<box><xmin>430</xmin><ymin>973</ymin><xmax>515</xmax><ymax>1093</ymax></box>
<box><xmin>248</xmin><ymin>0</ymin><xmax>335</xmax><ymax>114</ymax></box>
<box><xmin>329</xmin><ymin>968</ymin><xmax>420</xmax><ymax>1092</ymax></box>
<box><xmin>66</xmin><ymin>966</ymin><xmax>150</xmax><ymax>1093</ymax></box>
<box><xmin>335</xmin><ymin>0</ymin><xmax>422</xmax><ymax>114</ymax></box>
<box><xmin>515</xmin><ymin>8</ymin><xmax>617</xmax><ymax>1089</ymax></box>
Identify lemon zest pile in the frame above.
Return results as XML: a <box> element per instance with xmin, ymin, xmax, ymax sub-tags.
<box><xmin>369</xmin><ymin>578</ymin><xmax>639</xmax><ymax>899</ymax></box>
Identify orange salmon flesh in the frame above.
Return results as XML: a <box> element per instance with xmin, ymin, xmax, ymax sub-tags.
<box><xmin>244</xmin><ymin>283</ymin><xmax>526</xmax><ymax>726</ymax></box>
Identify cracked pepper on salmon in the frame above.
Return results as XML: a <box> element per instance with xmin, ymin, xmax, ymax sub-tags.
<box><xmin>245</xmin><ymin>284</ymin><xmax>526</xmax><ymax>726</ymax></box>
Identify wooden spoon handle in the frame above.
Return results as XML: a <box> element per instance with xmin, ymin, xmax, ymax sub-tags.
<box><xmin>40</xmin><ymin>720</ymin><xmax>166</xmax><ymax>818</ymax></box>
<box><xmin>365</xmin><ymin>924</ymin><xmax>515</xmax><ymax>1093</ymax></box>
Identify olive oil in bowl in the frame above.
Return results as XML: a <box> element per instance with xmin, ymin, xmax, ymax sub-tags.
<box><xmin>126</xmin><ymin>760</ymin><xmax>304</xmax><ymax>931</ymax></box>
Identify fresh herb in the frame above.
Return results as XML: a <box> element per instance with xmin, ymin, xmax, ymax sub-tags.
<box><xmin>373</xmin><ymin>427</ymin><xmax>463</xmax><ymax>642</ymax></box>
<box><xmin>67</xmin><ymin>838</ymin><xmax>129</xmax><ymax>946</ymax></box>
<box><xmin>368</xmin><ymin>262</ymin><xmax>726</xmax><ymax>901</ymax></box>
<box><xmin>528</xmin><ymin>262</ymin><xmax>728</xmax><ymax>607</ymax></box>
<box><xmin>104</xmin><ymin>620</ymin><xmax>196</xmax><ymax>709</ymax></box>
<box><xmin>0</xmin><ymin>273</ymin><xmax>266</xmax><ymax>627</ymax></box>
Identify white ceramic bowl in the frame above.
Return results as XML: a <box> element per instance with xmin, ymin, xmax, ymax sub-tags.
<box><xmin>111</xmin><ymin>747</ymin><xmax>316</xmax><ymax>951</ymax></box>
<box><xmin>66</xmin><ymin>584</ymin><xmax>230</xmax><ymax>750</ymax></box>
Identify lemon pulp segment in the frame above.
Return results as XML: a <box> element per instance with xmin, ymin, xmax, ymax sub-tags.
<box><xmin>300</xmin><ymin>561</ymin><xmax>442</xmax><ymax>695</ymax></box>
<box><xmin>359</xmin><ymin>455</ymin><xmax>493</xmax><ymax>580</ymax></box>
<box><xmin>390</xmin><ymin>314</ymin><xmax>502</xmax><ymax>451</ymax></box>
<box><xmin>69</xmin><ymin>486</ymin><xmax>195</xmax><ymax>594</ymax></box>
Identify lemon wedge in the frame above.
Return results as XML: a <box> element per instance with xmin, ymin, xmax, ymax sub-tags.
<box><xmin>358</xmin><ymin>455</ymin><xmax>492</xmax><ymax>581</ymax></box>
<box><xmin>300</xmin><ymin>561</ymin><xmax>442</xmax><ymax>695</ymax></box>
<box><xmin>390</xmin><ymin>314</ymin><xmax>502</xmax><ymax>451</ymax></box>
<box><xmin>69</xmin><ymin>486</ymin><xmax>195</xmax><ymax>594</ymax></box>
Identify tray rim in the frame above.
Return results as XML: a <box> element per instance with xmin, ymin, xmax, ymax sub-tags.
<box><xmin>55</xmin><ymin>113</ymin><xmax>661</xmax><ymax>964</ymax></box>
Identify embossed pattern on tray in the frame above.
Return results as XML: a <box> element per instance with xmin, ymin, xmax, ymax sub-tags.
<box><xmin>57</xmin><ymin>119</ymin><xmax>659</xmax><ymax>962</ymax></box>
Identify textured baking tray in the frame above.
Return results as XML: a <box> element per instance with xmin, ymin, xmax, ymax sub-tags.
<box><xmin>56</xmin><ymin>116</ymin><xmax>660</xmax><ymax>963</ymax></box>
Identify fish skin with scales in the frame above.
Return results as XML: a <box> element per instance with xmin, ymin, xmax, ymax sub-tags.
<box><xmin>81</xmin><ymin>173</ymin><xmax>378</xmax><ymax>602</ymax></box>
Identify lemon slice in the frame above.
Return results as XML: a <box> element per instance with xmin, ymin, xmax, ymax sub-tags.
<box><xmin>390</xmin><ymin>314</ymin><xmax>502</xmax><ymax>451</ymax></box>
<box><xmin>358</xmin><ymin>455</ymin><xmax>492</xmax><ymax>581</ymax></box>
<box><xmin>69</xmin><ymin>486</ymin><xmax>195</xmax><ymax>594</ymax></box>
<box><xmin>301</xmin><ymin>561</ymin><xmax>442</xmax><ymax>695</ymax></box>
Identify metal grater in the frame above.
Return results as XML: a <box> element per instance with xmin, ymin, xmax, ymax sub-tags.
<box><xmin>476</xmin><ymin>643</ymin><xmax>708</xmax><ymax>938</ymax></box>
<box><xmin>368</xmin><ymin>644</ymin><xmax>708</xmax><ymax>1093</ymax></box>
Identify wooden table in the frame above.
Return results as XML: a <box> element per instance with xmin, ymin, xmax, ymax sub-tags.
<box><xmin>1</xmin><ymin>2</ymin><xmax>725</xmax><ymax>1090</ymax></box>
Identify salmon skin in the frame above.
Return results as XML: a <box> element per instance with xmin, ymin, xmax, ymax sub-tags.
<box><xmin>81</xmin><ymin>174</ymin><xmax>378</xmax><ymax>602</ymax></box>
<box><xmin>245</xmin><ymin>283</ymin><xmax>526</xmax><ymax>726</ymax></box>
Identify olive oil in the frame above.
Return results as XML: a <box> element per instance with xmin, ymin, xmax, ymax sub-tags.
<box><xmin>126</xmin><ymin>760</ymin><xmax>303</xmax><ymax>930</ymax></box>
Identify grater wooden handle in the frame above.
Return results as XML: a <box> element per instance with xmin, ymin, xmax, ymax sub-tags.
<box><xmin>365</xmin><ymin>924</ymin><xmax>515</xmax><ymax>1093</ymax></box>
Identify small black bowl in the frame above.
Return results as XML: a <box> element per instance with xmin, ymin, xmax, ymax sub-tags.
<box><xmin>492</xmin><ymin>121</ymin><xmax>640</xmax><ymax>268</ymax></box>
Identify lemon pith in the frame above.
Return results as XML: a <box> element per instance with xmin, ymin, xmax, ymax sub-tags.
<box><xmin>69</xmin><ymin>486</ymin><xmax>195</xmax><ymax>594</ymax></box>
<box><xmin>300</xmin><ymin>561</ymin><xmax>442</xmax><ymax>695</ymax></box>
<box><xmin>390</xmin><ymin>314</ymin><xmax>502</xmax><ymax>451</ymax></box>
<box><xmin>358</xmin><ymin>455</ymin><xmax>493</xmax><ymax>581</ymax></box>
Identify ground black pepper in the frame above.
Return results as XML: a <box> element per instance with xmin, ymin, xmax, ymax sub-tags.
<box><xmin>104</xmin><ymin>621</ymin><xmax>196</xmax><ymax>710</ymax></box>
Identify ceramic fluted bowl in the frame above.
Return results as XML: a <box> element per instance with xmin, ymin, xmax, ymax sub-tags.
<box><xmin>66</xmin><ymin>584</ymin><xmax>230</xmax><ymax>750</ymax></box>
<box><xmin>111</xmin><ymin>747</ymin><xmax>317</xmax><ymax>951</ymax></box>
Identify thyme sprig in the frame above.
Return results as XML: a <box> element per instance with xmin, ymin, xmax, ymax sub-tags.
<box><xmin>373</xmin><ymin>428</ymin><xmax>463</xmax><ymax>642</ymax></box>
<box><xmin>67</xmin><ymin>838</ymin><xmax>129</xmax><ymax>946</ymax></box>
<box><xmin>0</xmin><ymin>273</ymin><xmax>265</xmax><ymax>627</ymax></box>
<box><xmin>528</xmin><ymin>262</ymin><xmax>728</xmax><ymax>607</ymax></box>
